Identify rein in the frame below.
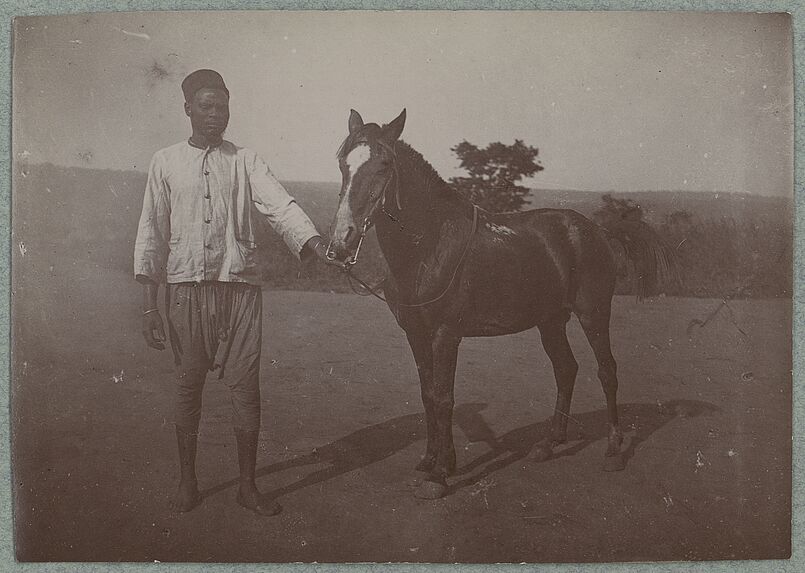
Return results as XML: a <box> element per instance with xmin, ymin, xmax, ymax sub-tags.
<box><xmin>345</xmin><ymin>204</ymin><xmax>479</xmax><ymax>308</ymax></box>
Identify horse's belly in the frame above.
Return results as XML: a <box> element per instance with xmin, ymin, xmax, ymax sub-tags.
<box><xmin>459</xmin><ymin>317</ymin><xmax>539</xmax><ymax>337</ymax></box>
<box><xmin>457</xmin><ymin>292</ymin><xmax>554</xmax><ymax>337</ymax></box>
<box><xmin>455</xmin><ymin>236</ymin><xmax>568</xmax><ymax>335</ymax></box>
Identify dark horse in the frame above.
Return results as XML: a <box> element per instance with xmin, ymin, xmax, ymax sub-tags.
<box><xmin>327</xmin><ymin>109</ymin><xmax>676</xmax><ymax>499</ymax></box>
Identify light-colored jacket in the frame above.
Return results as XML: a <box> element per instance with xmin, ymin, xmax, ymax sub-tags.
<box><xmin>134</xmin><ymin>140</ymin><xmax>319</xmax><ymax>285</ymax></box>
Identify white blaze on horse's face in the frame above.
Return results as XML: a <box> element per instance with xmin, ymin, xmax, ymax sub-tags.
<box><xmin>346</xmin><ymin>145</ymin><xmax>372</xmax><ymax>186</ymax></box>
<box><xmin>332</xmin><ymin>144</ymin><xmax>372</xmax><ymax>252</ymax></box>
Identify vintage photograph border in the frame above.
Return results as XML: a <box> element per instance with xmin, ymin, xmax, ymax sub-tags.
<box><xmin>0</xmin><ymin>0</ymin><xmax>801</xmax><ymax>572</ymax></box>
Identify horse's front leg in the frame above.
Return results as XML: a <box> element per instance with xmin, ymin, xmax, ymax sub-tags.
<box><xmin>405</xmin><ymin>330</ymin><xmax>437</xmax><ymax>473</ymax></box>
<box><xmin>415</xmin><ymin>327</ymin><xmax>461</xmax><ymax>500</ymax></box>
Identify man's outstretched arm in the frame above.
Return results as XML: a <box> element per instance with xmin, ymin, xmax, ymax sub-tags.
<box><xmin>248</xmin><ymin>154</ymin><xmax>338</xmax><ymax>266</ymax></box>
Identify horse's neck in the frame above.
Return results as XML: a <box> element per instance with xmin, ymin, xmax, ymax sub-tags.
<box><xmin>376</xmin><ymin>145</ymin><xmax>464</xmax><ymax>282</ymax></box>
<box><xmin>395</xmin><ymin>141</ymin><xmax>463</xmax><ymax>220</ymax></box>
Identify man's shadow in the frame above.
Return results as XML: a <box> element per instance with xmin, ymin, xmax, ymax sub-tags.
<box><xmin>200</xmin><ymin>399</ymin><xmax>716</xmax><ymax>500</ymax></box>
<box><xmin>200</xmin><ymin>411</ymin><xmax>428</xmax><ymax>500</ymax></box>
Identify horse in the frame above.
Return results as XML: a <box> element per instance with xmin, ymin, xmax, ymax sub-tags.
<box><xmin>326</xmin><ymin>109</ymin><xmax>676</xmax><ymax>499</ymax></box>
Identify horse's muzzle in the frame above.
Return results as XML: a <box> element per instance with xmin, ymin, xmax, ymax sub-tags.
<box><xmin>325</xmin><ymin>239</ymin><xmax>352</xmax><ymax>266</ymax></box>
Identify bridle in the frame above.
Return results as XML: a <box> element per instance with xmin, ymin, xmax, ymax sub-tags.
<box><xmin>326</xmin><ymin>139</ymin><xmax>401</xmax><ymax>268</ymax></box>
<box><xmin>326</xmin><ymin>139</ymin><xmax>479</xmax><ymax>307</ymax></box>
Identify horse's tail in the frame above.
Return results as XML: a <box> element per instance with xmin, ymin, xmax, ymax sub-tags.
<box><xmin>602</xmin><ymin>217</ymin><xmax>680</xmax><ymax>300</ymax></box>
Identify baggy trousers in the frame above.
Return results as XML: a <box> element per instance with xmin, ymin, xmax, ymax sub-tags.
<box><xmin>166</xmin><ymin>281</ymin><xmax>263</xmax><ymax>433</ymax></box>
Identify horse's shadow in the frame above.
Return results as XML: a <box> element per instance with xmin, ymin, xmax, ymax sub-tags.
<box><xmin>199</xmin><ymin>399</ymin><xmax>716</xmax><ymax>500</ymax></box>
<box><xmin>446</xmin><ymin>399</ymin><xmax>717</xmax><ymax>493</ymax></box>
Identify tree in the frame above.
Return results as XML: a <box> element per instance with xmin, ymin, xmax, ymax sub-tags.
<box><xmin>449</xmin><ymin>139</ymin><xmax>544</xmax><ymax>213</ymax></box>
<box><xmin>592</xmin><ymin>193</ymin><xmax>643</xmax><ymax>228</ymax></box>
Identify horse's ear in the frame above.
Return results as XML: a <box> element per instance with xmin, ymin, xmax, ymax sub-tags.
<box><xmin>348</xmin><ymin>109</ymin><xmax>364</xmax><ymax>134</ymax></box>
<box><xmin>381</xmin><ymin>108</ymin><xmax>406</xmax><ymax>143</ymax></box>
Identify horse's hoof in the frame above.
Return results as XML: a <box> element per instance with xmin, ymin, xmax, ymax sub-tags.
<box><xmin>415</xmin><ymin>479</ymin><xmax>448</xmax><ymax>499</ymax></box>
<box><xmin>603</xmin><ymin>453</ymin><xmax>626</xmax><ymax>472</ymax></box>
<box><xmin>530</xmin><ymin>444</ymin><xmax>553</xmax><ymax>462</ymax></box>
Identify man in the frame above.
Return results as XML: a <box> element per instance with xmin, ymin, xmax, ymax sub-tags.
<box><xmin>134</xmin><ymin>69</ymin><xmax>331</xmax><ymax>516</ymax></box>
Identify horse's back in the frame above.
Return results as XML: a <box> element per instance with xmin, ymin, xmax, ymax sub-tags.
<box><xmin>492</xmin><ymin>208</ymin><xmax>614</xmax><ymax>265</ymax></box>
<box><xmin>487</xmin><ymin>208</ymin><xmax>617</xmax><ymax>315</ymax></box>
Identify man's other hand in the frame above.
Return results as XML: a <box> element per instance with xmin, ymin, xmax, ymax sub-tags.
<box><xmin>142</xmin><ymin>310</ymin><xmax>167</xmax><ymax>350</ymax></box>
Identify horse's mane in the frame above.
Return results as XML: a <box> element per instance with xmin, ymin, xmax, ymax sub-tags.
<box><xmin>394</xmin><ymin>141</ymin><xmax>445</xmax><ymax>187</ymax></box>
<box><xmin>394</xmin><ymin>141</ymin><xmax>473</xmax><ymax>209</ymax></box>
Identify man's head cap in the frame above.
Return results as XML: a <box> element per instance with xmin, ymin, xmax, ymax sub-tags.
<box><xmin>181</xmin><ymin>69</ymin><xmax>229</xmax><ymax>102</ymax></box>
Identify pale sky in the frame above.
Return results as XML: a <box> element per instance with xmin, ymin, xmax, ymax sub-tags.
<box><xmin>12</xmin><ymin>11</ymin><xmax>793</xmax><ymax>196</ymax></box>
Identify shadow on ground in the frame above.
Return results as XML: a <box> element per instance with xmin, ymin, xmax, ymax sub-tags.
<box><xmin>201</xmin><ymin>399</ymin><xmax>717</xmax><ymax>500</ymax></box>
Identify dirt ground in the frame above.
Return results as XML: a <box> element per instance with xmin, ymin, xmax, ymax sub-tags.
<box><xmin>11</xmin><ymin>257</ymin><xmax>792</xmax><ymax>563</ymax></box>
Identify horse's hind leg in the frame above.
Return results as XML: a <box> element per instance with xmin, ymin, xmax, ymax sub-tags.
<box><xmin>577</xmin><ymin>305</ymin><xmax>626</xmax><ymax>471</ymax></box>
<box><xmin>532</xmin><ymin>312</ymin><xmax>578</xmax><ymax>462</ymax></box>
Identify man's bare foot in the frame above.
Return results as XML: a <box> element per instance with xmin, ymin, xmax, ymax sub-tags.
<box><xmin>236</xmin><ymin>483</ymin><xmax>281</xmax><ymax>516</ymax></box>
<box><xmin>169</xmin><ymin>479</ymin><xmax>202</xmax><ymax>512</ymax></box>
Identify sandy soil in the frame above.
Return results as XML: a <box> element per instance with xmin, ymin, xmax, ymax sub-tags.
<box><xmin>11</xmin><ymin>256</ymin><xmax>791</xmax><ymax>563</ymax></box>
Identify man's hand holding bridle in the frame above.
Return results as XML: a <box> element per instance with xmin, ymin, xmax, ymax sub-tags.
<box><xmin>303</xmin><ymin>235</ymin><xmax>345</xmax><ymax>268</ymax></box>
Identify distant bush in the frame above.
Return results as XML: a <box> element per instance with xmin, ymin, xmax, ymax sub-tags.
<box><xmin>591</xmin><ymin>193</ymin><xmax>791</xmax><ymax>299</ymax></box>
<box><xmin>657</xmin><ymin>211</ymin><xmax>791</xmax><ymax>299</ymax></box>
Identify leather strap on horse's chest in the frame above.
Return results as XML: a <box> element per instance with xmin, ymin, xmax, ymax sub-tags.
<box><xmin>401</xmin><ymin>204</ymin><xmax>479</xmax><ymax>308</ymax></box>
<box><xmin>345</xmin><ymin>204</ymin><xmax>479</xmax><ymax>308</ymax></box>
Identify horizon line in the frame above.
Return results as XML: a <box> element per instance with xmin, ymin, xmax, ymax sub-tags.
<box><xmin>15</xmin><ymin>160</ymin><xmax>793</xmax><ymax>199</ymax></box>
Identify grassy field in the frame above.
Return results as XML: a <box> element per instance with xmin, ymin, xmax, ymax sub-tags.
<box><xmin>11</xmin><ymin>253</ymin><xmax>791</xmax><ymax>562</ymax></box>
